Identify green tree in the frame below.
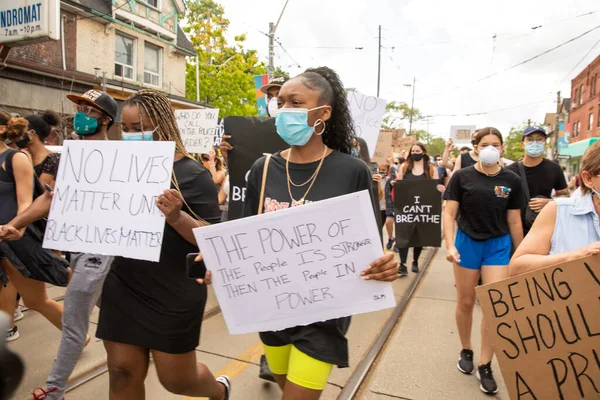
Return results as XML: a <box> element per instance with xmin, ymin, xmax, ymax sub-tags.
<box><xmin>382</xmin><ymin>101</ymin><xmax>421</xmax><ymax>129</ymax></box>
<box><xmin>428</xmin><ymin>137</ymin><xmax>447</xmax><ymax>157</ymax></box>
<box><xmin>272</xmin><ymin>66</ymin><xmax>290</xmax><ymax>79</ymax></box>
<box><xmin>184</xmin><ymin>0</ymin><xmax>266</xmax><ymax>117</ymax></box>
<box><xmin>504</xmin><ymin>126</ymin><xmax>526</xmax><ymax>161</ymax></box>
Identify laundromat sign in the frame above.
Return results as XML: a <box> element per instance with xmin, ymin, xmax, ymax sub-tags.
<box><xmin>0</xmin><ymin>0</ymin><xmax>60</xmax><ymax>45</ymax></box>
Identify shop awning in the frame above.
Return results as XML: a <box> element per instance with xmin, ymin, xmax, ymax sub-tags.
<box><xmin>559</xmin><ymin>137</ymin><xmax>599</xmax><ymax>157</ymax></box>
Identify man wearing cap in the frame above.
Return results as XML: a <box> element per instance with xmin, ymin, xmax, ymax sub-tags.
<box><xmin>219</xmin><ymin>76</ymin><xmax>289</xmax><ymax>164</ymax></box>
<box><xmin>507</xmin><ymin>126</ymin><xmax>569</xmax><ymax>235</ymax></box>
<box><xmin>0</xmin><ymin>90</ymin><xmax>119</xmax><ymax>400</ymax></box>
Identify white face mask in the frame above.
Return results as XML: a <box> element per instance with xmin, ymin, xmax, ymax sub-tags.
<box><xmin>267</xmin><ymin>97</ymin><xmax>279</xmax><ymax>118</ymax></box>
<box><xmin>479</xmin><ymin>146</ymin><xmax>500</xmax><ymax>166</ymax></box>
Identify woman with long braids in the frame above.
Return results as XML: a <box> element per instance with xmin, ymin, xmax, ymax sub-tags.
<box><xmin>394</xmin><ymin>142</ymin><xmax>439</xmax><ymax>276</ymax></box>
<box><xmin>223</xmin><ymin>67</ymin><xmax>398</xmax><ymax>399</ymax></box>
<box><xmin>96</xmin><ymin>90</ymin><xmax>230</xmax><ymax>400</ymax></box>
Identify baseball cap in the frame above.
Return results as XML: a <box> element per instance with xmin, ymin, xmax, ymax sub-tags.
<box><xmin>523</xmin><ymin>126</ymin><xmax>546</xmax><ymax>137</ymax></box>
<box><xmin>67</xmin><ymin>90</ymin><xmax>118</xmax><ymax>122</ymax></box>
<box><xmin>260</xmin><ymin>76</ymin><xmax>289</xmax><ymax>94</ymax></box>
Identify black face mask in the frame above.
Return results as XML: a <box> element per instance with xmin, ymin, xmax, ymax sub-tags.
<box><xmin>15</xmin><ymin>134</ymin><xmax>30</xmax><ymax>149</ymax></box>
<box><xmin>471</xmin><ymin>139</ymin><xmax>477</xmax><ymax>146</ymax></box>
<box><xmin>411</xmin><ymin>153</ymin><xmax>424</xmax><ymax>162</ymax></box>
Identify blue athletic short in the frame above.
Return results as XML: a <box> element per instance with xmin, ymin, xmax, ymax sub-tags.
<box><xmin>455</xmin><ymin>229</ymin><xmax>511</xmax><ymax>270</ymax></box>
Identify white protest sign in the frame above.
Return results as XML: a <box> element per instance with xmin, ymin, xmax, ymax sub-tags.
<box><xmin>450</xmin><ymin>125</ymin><xmax>477</xmax><ymax>145</ymax></box>
<box><xmin>193</xmin><ymin>190</ymin><xmax>396</xmax><ymax>335</ymax></box>
<box><xmin>43</xmin><ymin>141</ymin><xmax>175</xmax><ymax>262</ymax></box>
<box><xmin>175</xmin><ymin>108</ymin><xmax>220</xmax><ymax>154</ymax></box>
<box><xmin>347</xmin><ymin>91</ymin><xmax>387</xmax><ymax>158</ymax></box>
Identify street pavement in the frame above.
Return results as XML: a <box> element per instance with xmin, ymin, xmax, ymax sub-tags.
<box><xmin>8</xmin><ymin>246</ymin><xmax>508</xmax><ymax>399</ymax></box>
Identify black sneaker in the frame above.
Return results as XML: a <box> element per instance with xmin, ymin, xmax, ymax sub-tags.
<box><xmin>386</xmin><ymin>237</ymin><xmax>395</xmax><ymax>250</ymax></box>
<box><xmin>398</xmin><ymin>264</ymin><xmax>408</xmax><ymax>277</ymax></box>
<box><xmin>457</xmin><ymin>349</ymin><xmax>474</xmax><ymax>375</ymax></box>
<box><xmin>258</xmin><ymin>355</ymin><xmax>276</xmax><ymax>382</ymax></box>
<box><xmin>411</xmin><ymin>261</ymin><xmax>419</xmax><ymax>273</ymax></box>
<box><xmin>216</xmin><ymin>375</ymin><xmax>231</xmax><ymax>400</ymax></box>
<box><xmin>477</xmin><ymin>362</ymin><xmax>498</xmax><ymax>395</ymax></box>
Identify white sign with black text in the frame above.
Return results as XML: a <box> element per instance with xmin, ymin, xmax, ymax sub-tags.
<box><xmin>347</xmin><ymin>91</ymin><xmax>387</xmax><ymax>158</ymax></box>
<box><xmin>175</xmin><ymin>108</ymin><xmax>220</xmax><ymax>154</ymax></box>
<box><xmin>43</xmin><ymin>141</ymin><xmax>175</xmax><ymax>262</ymax></box>
<box><xmin>193</xmin><ymin>190</ymin><xmax>396</xmax><ymax>334</ymax></box>
<box><xmin>0</xmin><ymin>0</ymin><xmax>60</xmax><ymax>45</ymax></box>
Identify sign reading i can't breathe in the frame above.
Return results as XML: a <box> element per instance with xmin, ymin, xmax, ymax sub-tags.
<box><xmin>476</xmin><ymin>255</ymin><xmax>600</xmax><ymax>400</ymax></box>
<box><xmin>193</xmin><ymin>190</ymin><xmax>396</xmax><ymax>335</ymax></box>
<box><xmin>393</xmin><ymin>180</ymin><xmax>441</xmax><ymax>248</ymax></box>
<box><xmin>43</xmin><ymin>141</ymin><xmax>175</xmax><ymax>262</ymax></box>
<box><xmin>174</xmin><ymin>108</ymin><xmax>220</xmax><ymax>154</ymax></box>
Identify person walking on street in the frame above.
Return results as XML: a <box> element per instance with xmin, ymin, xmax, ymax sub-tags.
<box><xmin>506</xmin><ymin>126</ymin><xmax>568</xmax><ymax>236</ymax></box>
<box><xmin>443</xmin><ymin>127</ymin><xmax>524</xmax><ymax>395</ymax></box>
<box><xmin>394</xmin><ymin>143</ymin><xmax>439</xmax><ymax>276</ymax></box>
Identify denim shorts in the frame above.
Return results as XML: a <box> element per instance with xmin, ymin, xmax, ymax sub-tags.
<box><xmin>455</xmin><ymin>229</ymin><xmax>511</xmax><ymax>270</ymax></box>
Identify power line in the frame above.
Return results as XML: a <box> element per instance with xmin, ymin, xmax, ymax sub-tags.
<box><xmin>275</xmin><ymin>39</ymin><xmax>302</xmax><ymax>68</ymax></box>
<box><xmin>559</xmin><ymin>35</ymin><xmax>600</xmax><ymax>83</ymax></box>
<box><xmin>418</xmin><ymin>23</ymin><xmax>600</xmax><ymax>100</ymax></box>
<box><xmin>425</xmin><ymin>99</ymin><xmax>550</xmax><ymax>118</ymax></box>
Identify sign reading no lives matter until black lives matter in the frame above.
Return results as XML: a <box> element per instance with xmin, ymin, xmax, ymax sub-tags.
<box><xmin>193</xmin><ymin>190</ymin><xmax>396</xmax><ymax>335</ymax></box>
<box><xmin>43</xmin><ymin>141</ymin><xmax>175</xmax><ymax>262</ymax></box>
<box><xmin>224</xmin><ymin>117</ymin><xmax>287</xmax><ymax>221</ymax></box>
<box><xmin>476</xmin><ymin>256</ymin><xmax>600</xmax><ymax>400</ymax></box>
<box><xmin>393</xmin><ymin>180</ymin><xmax>441</xmax><ymax>248</ymax></box>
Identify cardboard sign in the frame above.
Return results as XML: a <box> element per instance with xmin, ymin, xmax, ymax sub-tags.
<box><xmin>394</xmin><ymin>180</ymin><xmax>442</xmax><ymax>248</ymax></box>
<box><xmin>193</xmin><ymin>190</ymin><xmax>395</xmax><ymax>335</ymax></box>
<box><xmin>348</xmin><ymin>91</ymin><xmax>387</xmax><ymax>158</ymax></box>
<box><xmin>43</xmin><ymin>141</ymin><xmax>175</xmax><ymax>262</ymax></box>
<box><xmin>450</xmin><ymin>125</ymin><xmax>476</xmax><ymax>145</ymax></box>
<box><xmin>393</xmin><ymin>135</ymin><xmax>417</xmax><ymax>158</ymax></box>
<box><xmin>223</xmin><ymin>117</ymin><xmax>287</xmax><ymax>221</ymax></box>
<box><xmin>372</xmin><ymin>130</ymin><xmax>394</xmax><ymax>165</ymax></box>
<box><xmin>175</xmin><ymin>108</ymin><xmax>220</xmax><ymax>154</ymax></box>
<box><xmin>476</xmin><ymin>255</ymin><xmax>600</xmax><ymax>400</ymax></box>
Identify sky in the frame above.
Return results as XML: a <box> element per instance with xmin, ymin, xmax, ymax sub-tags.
<box><xmin>217</xmin><ymin>0</ymin><xmax>600</xmax><ymax>138</ymax></box>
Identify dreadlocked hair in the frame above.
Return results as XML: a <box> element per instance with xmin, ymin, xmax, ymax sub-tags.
<box><xmin>123</xmin><ymin>89</ymin><xmax>191</xmax><ymax>158</ymax></box>
<box><xmin>0</xmin><ymin>110</ymin><xmax>28</xmax><ymax>141</ymax></box>
<box><xmin>297</xmin><ymin>67</ymin><xmax>355</xmax><ymax>154</ymax></box>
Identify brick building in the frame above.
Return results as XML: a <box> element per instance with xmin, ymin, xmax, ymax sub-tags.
<box><xmin>569</xmin><ymin>54</ymin><xmax>600</xmax><ymax>142</ymax></box>
<box><xmin>0</xmin><ymin>0</ymin><xmax>208</xmax><ymax>141</ymax></box>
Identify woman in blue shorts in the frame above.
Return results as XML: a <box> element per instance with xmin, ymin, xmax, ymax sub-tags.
<box><xmin>443</xmin><ymin>127</ymin><xmax>524</xmax><ymax>395</ymax></box>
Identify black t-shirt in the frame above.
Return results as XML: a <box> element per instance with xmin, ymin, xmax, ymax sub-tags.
<box><xmin>507</xmin><ymin>159</ymin><xmax>567</xmax><ymax>199</ymax></box>
<box><xmin>444</xmin><ymin>166</ymin><xmax>524</xmax><ymax>240</ymax></box>
<box><xmin>243</xmin><ymin>150</ymin><xmax>374</xmax><ymax>368</ymax></box>
<box><xmin>460</xmin><ymin>152</ymin><xmax>476</xmax><ymax>169</ymax></box>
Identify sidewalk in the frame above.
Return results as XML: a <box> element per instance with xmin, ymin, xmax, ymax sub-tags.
<box><xmin>360</xmin><ymin>246</ymin><xmax>508</xmax><ymax>400</ymax></box>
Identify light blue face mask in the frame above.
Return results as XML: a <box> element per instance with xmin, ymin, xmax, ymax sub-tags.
<box><xmin>275</xmin><ymin>106</ymin><xmax>327</xmax><ymax>147</ymax></box>
<box><xmin>122</xmin><ymin>128</ymin><xmax>156</xmax><ymax>141</ymax></box>
<box><xmin>525</xmin><ymin>141</ymin><xmax>545</xmax><ymax>157</ymax></box>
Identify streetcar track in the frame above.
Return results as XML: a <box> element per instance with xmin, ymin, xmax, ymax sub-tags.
<box><xmin>338</xmin><ymin>247</ymin><xmax>438</xmax><ymax>400</ymax></box>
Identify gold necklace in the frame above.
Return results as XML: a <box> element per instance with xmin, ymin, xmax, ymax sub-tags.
<box><xmin>286</xmin><ymin>146</ymin><xmax>328</xmax><ymax>205</ymax></box>
<box><xmin>476</xmin><ymin>162</ymin><xmax>501</xmax><ymax>177</ymax></box>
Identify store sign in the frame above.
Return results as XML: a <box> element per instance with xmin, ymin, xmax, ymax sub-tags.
<box><xmin>0</xmin><ymin>0</ymin><xmax>60</xmax><ymax>46</ymax></box>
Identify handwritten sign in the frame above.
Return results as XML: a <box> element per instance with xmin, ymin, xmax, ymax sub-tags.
<box><xmin>43</xmin><ymin>141</ymin><xmax>175</xmax><ymax>262</ymax></box>
<box><xmin>193</xmin><ymin>190</ymin><xmax>395</xmax><ymax>334</ymax></box>
<box><xmin>476</xmin><ymin>255</ymin><xmax>600</xmax><ymax>400</ymax></box>
<box><xmin>450</xmin><ymin>125</ymin><xmax>476</xmax><ymax>145</ymax></box>
<box><xmin>394</xmin><ymin>180</ymin><xmax>441</xmax><ymax>248</ymax></box>
<box><xmin>175</xmin><ymin>108</ymin><xmax>220</xmax><ymax>154</ymax></box>
<box><xmin>348</xmin><ymin>91</ymin><xmax>387</xmax><ymax>158</ymax></box>
<box><xmin>393</xmin><ymin>135</ymin><xmax>417</xmax><ymax>158</ymax></box>
<box><xmin>373</xmin><ymin>130</ymin><xmax>394</xmax><ymax>165</ymax></box>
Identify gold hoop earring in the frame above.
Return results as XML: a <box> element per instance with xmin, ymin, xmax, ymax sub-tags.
<box><xmin>315</xmin><ymin>120</ymin><xmax>326</xmax><ymax>136</ymax></box>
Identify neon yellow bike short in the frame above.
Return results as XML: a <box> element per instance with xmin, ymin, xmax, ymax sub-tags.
<box><xmin>263</xmin><ymin>344</ymin><xmax>334</xmax><ymax>390</ymax></box>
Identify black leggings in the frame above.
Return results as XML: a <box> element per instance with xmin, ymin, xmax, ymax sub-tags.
<box><xmin>399</xmin><ymin>247</ymin><xmax>423</xmax><ymax>264</ymax></box>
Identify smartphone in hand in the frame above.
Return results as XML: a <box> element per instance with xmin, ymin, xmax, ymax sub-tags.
<box><xmin>186</xmin><ymin>253</ymin><xmax>207</xmax><ymax>279</ymax></box>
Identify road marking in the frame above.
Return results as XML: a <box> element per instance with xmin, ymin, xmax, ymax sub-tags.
<box><xmin>183</xmin><ymin>341</ymin><xmax>264</xmax><ymax>399</ymax></box>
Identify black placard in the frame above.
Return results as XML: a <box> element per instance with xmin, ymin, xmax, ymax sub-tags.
<box><xmin>224</xmin><ymin>117</ymin><xmax>287</xmax><ymax>221</ymax></box>
<box><xmin>394</xmin><ymin>179</ymin><xmax>442</xmax><ymax>248</ymax></box>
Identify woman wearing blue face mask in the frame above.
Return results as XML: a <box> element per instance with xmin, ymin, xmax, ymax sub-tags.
<box><xmin>237</xmin><ymin>67</ymin><xmax>399</xmax><ymax>400</ymax></box>
<box><xmin>443</xmin><ymin>127</ymin><xmax>524</xmax><ymax>395</ymax></box>
<box><xmin>510</xmin><ymin>139</ymin><xmax>600</xmax><ymax>275</ymax></box>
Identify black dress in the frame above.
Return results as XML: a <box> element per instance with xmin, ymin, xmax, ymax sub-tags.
<box><xmin>96</xmin><ymin>157</ymin><xmax>221</xmax><ymax>354</ymax></box>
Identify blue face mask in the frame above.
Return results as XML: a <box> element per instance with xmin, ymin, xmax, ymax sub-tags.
<box><xmin>351</xmin><ymin>148</ymin><xmax>360</xmax><ymax>158</ymax></box>
<box><xmin>122</xmin><ymin>128</ymin><xmax>155</xmax><ymax>141</ymax></box>
<box><xmin>524</xmin><ymin>141</ymin><xmax>545</xmax><ymax>157</ymax></box>
<box><xmin>275</xmin><ymin>106</ymin><xmax>327</xmax><ymax>147</ymax></box>
<box><xmin>73</xmin><ymin>111</ymin><xmax>99</xmax><ymax>135</ymax></box>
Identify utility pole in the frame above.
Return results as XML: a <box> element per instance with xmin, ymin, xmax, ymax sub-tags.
<box><xmin>553</xmin><ymin>90</ymin><xmax>561</xmax><ymax>161</ymax></box>
<box><xmin>268</xmin><ymin>0</ymin><xmax>290</xmax><ymax>78</ymax></box>
<box><xmin>377</xmin><ymin>25</ymin><xmax>381</xmax><ymax>97</ymax></box>
<box><xmin>409</xmin><ymin>77</ymin><xmax>416</xmax><ymax>135</ymax></box>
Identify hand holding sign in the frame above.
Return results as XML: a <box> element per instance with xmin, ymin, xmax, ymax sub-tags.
<box><xmin>156</xmin><ymin>189</ymin><xmax>183</xmax><ymax>224</ymax></box>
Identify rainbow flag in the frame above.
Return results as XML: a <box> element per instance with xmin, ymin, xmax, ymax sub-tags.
<box><xmin>254</xmin><ymin>74</ymin><xmax>269</xmax><ymax>116</ymax></box>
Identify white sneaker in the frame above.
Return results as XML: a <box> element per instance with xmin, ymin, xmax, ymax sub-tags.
<box><xmin>6</xmin><ymin>326</ymin><xmax>19</xmax><ymax>342</ymax></box>
<box><xmin>14</xmin><ymin>306</ymin><xmax>24</xmax><ymax>322</ymax></box>
<box><xmin>216</xmin><ymin>376</ymin><xmax>231</xmax><ymax>400</ymax></box>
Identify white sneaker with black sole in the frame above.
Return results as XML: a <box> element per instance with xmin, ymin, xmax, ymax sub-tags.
<box><xmin>6</xmin><ymin>326</ymin><xmax>19</xmax><ymax>342</ymax></box>
<box><xmin>216</xmin><ymin>375</ymin><xmax>231</xmax><ymax>400</ymax></box>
